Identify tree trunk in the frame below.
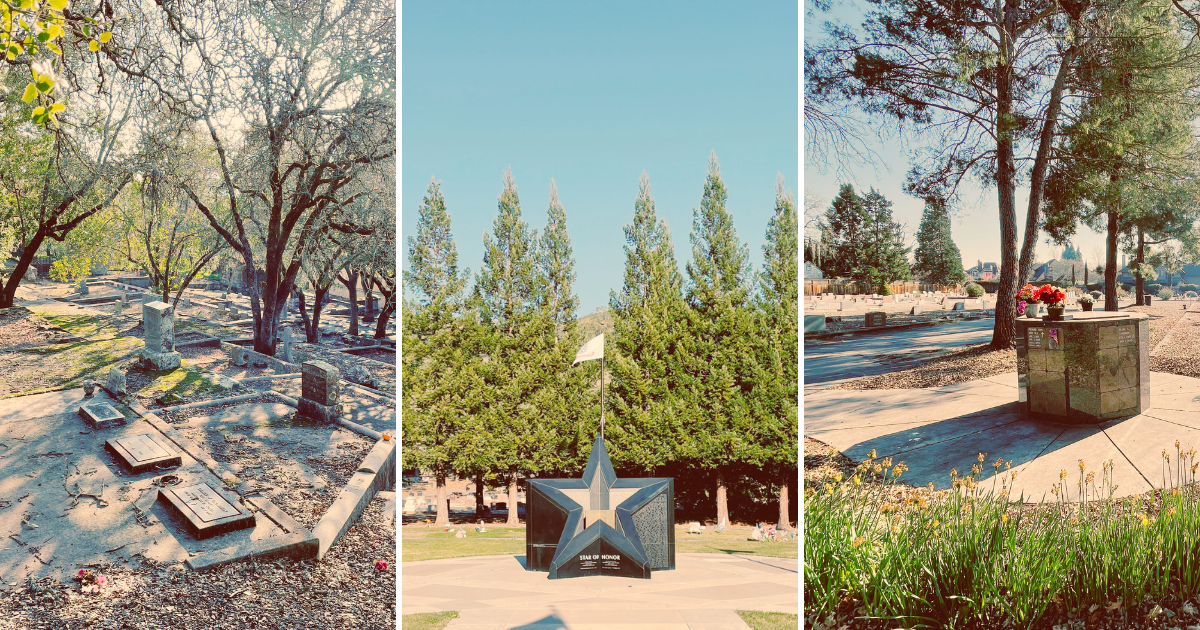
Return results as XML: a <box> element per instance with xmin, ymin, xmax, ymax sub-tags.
<box><xmin>778</xmin><ymin>477</ymin><xmax>791</xmax><ymax>531</ymax></box>
<box><xmin>294</xmin><ymin>289</ymin><xmax>312</xmax><ymax>339</ymax></box>
<box><xmin>1136</xmin><ymin>228</ymin><xmax>1145</xmax><ymax>306</ymax></box>
<box><xmin>715</xmin><ymin>471</ymin><xmax>729</xmax><ymax>530</ymax></box>
<box><xmin>1106</xmin><ymin>210</ymin><xmax>1120</xmax><ymax>311</ymax></box>
<box><xmin>1017</xmin><ymin>49</ymin><xmax>1076</xmax><ymax>288</ymax></box>
<box><xmin>374</xmin><ymin>299</ymin><xmax>395</xmax><ymax>339</ymax></box>
<box><xmin>475</xmin><ymin>475</ymin><xmax>485</xmax><ymax>520</ymax></box>
<box><xmin>305</xmin><ymin>286</ymin><xmax>330</xmax><ymax>343</ymax></box>
<box><xmin>361</xmin><ymin>272</ymin><xmax>375</xmax><ymax>322</ymax></box>
<box><xmin>507</xmin><ymin>474</ymin><xmax>520</xmax><ymax>526</ymax></box>
<box><xmin>434</xmin><ymin>473</ymin><xmax>449</xmax><ymax>526</ymax></box>
<box><xmin>0</xmin><ymin>229</ymin><xmax>47</xmax><ymax>308</ymax></box>
<box><xmin>340</xmin><ymin>269</ymin><xmax>360</xmax><ymax>337</ymax></box>
<box><xmin>990</xmin><ymin>16</ymin><xmax>1020</xmax><ymax>349</ymax></box>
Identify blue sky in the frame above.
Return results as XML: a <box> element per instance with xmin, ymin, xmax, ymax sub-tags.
<box><xmin>804</xmin><ymin>1</ymin><xmax>1112</xmax><ymax>268</ymax></box>
<box><xmin>403</xmin><ymin>1</ymin><xmax>799</xmax><ymax>315</ymax></box>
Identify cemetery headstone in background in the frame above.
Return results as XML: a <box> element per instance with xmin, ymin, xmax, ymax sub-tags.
<box><xmin>865</xmin><ymin>311</ymin><xmax>886</xmax><ymax>327</ymax></box>
<box><xmin>141</xmin><ymin>302</ymin><xmax>182</xmax><ymax>370</ymax></box>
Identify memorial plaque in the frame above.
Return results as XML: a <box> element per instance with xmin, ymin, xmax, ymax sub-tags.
<box><xmin>105</xmin><ymin>432</ymin><xmax>181</xmax><ymax>474</ymax></box>
<box><xmin>1028</xmin><ymin>328</ymin><xmax>1045</xmax><ymax>350</ymax></box>
<box><xmin>171</xmin><ymin>483</ymin><xmax>239</xmax><ymax>522</ymax></box>
<box><xmin>79</xmin><ymin>402</ymin><xmax>126</xmax><ymax>429</ymax></box>
<box><xmin>157</xmin><ymin>481</ymin><xmax>256</xmax><ymax>540</ymax></box>
<box><xmin>1118</xmin><ymin>326</ymin><xmax>1136</xmax><ymax>346</ymax></box>
<box><xmin>1048</xmin><ymin>328</ymin><xmax>1061</xmax><ymax>351</ymax></box>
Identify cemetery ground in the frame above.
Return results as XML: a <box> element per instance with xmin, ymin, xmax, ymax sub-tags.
<box><xmin>803</xmin><ymin>297</ymin><xmax>1200</xmax><ymax>629</ymax></box>
<box><xmin>400</xmin><ymin>493</ymin><xmax>797</xmax><ymax>629</ymax></box>
<box><xmin>0</xmin><ymin>277</ymin><xmax>398</xmax><ymax>629</ymax></box>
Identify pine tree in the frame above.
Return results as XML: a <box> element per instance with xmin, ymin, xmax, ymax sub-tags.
<box><xmin>819</xmin><ymin>184</ymin><xmax>865</xmax><ymax>279</ymax></box>
<box><xmin>751</xmin><ymin>174</ymin><xmax>799</xmax><ymax>530</ymax></box>
<box><xmin>678</xmin><ymin>151</ymin><xmax>760</xmax><ymax>530</ymax></box>
<box><xmin>401</xmin><ymin>177</ymin><xmax>472</xmax><ymax>526</ymax></box>
<box><xmin>855</xmin><ymin>188</ymin><xmax>912</xmax><ymax>293</ymax></box>
<box><xmin>912</xmin><ymin>197</ymin><xmax>966</xmax><ymax>285</ymax></box>
<box><xmin>608</xmin><ymin>172</ymin><xmax>688</xmax><ymax>474</ymax></box>
<box><xmin>476</xmin><ymin>170</ymin><xmax>560</xmax><ymax>522</ymax></box>
<box><xmin>538</xmin><ymin>180</ymin><xmax>580</xmax><ymax>335</ymax></box>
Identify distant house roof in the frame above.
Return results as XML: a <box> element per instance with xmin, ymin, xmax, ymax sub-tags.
<box><xmin>1030</xmin><ymin>259</ymin><xmax>1088</xmax><ymax>283</ymax></box>
<box><xmin>804</xmin><ymin>261</ymin><xmax>824</xmax><ymax>279</ymax></box>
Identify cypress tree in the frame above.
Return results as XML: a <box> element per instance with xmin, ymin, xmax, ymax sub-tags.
<box><xmin>912</xmin><ymin>197</ymin><xmax>966</xmax><ymax>285</ymax></box>
<box><xmin>608</xmin><ymin>172</ymin><xmax>688</xmax><ymax>474</ymax></box>
<box><xmin>678</xmin><ymin>151</ymin><xmax>759</xmax><ymax>530</ymax></box>
<box><xmin>819</xmin><ymin>184</ymin><xmax>865</xmax><ymax>279</ymax></box>
<box><xmin>401</xmin><ymin>177</ymin><xmax>471</xmax><ymax>527</ymax></box>
<box><xmin>751</xmin><ymin>174</ymin><xmax>799</xmax><ymax>530</ymax></box>
<box><xmin>855</xmin><ymin>188</ymin><xmax>912</xmax><ymax>293</ymax></box>
<box><xmin>476</xmin><ymin>170</ymin><xmax>560</xmax><ymax>522</ymax></box>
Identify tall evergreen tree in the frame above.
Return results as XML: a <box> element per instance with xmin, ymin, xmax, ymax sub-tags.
<box><xmin>678</xmin><ymin>152</ymin><xmax>761</xmax><ymax>530</ymax></box>
<box><xmin>608</xmin><ymin>172</ymin><xmax>688</xmax><ymax>474</ymax></box>
<box><xmin>751</xmin><ymin>174</ymin><xmax>799</xmax><ymax>530</ymax></box>
<box><xmin>911</xmin><ymin>197</ymin><xmax>966</xmax><ymax>285</ymax></box>
<box><xmin>855</xmin><ymin>189</ymin><xmax>912</xmax><ymax>293</ymax></box>
<box><xmin>476</xmin><ymin>170</ymin><xmax>561</xmax><ymax>522</ymax></box>
<box><xmin>819</xmin><ymin>184</ymin><xmax>865</xmax><ymax>279</ymax></box>
<box><xmin>401</xmin><ymin>177</ymin><xmax>472</xmax><ymax>527</ymax></box>
<box><xmin>539</xmin><ymin>180</ymin><xmax>580</xmax><ymax>335</ymax></box>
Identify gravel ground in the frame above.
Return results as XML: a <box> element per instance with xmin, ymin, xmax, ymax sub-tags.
<box><xmin>0</xmin><ymin>493</ymin><xmax>395</xmax><ymax>630</ymax></box>
<box><xmin>0</xmin><ymin>307</ymin><xmax>74</xmax><ymax>352</ymax></box>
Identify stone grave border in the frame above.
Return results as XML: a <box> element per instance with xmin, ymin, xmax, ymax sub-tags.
<box><xmin>101</xmin><ymin>383</ymin><xmax>395</xmax><ymax>570</ymax></box>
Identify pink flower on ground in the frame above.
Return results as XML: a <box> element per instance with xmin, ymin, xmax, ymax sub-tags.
<box><xmin>96</xmin><ymin>575</ymin><xmax>107</xmax><ymax>586</ymax></box>
<box><xmin>375</xmin><ymin>560</ymin><xmax>388</xmax><ymax>572</ymax></box>
<box><xmin>77</xmin><ymin>569</ymin><xmax>86</xmax><ymax>578</ymax></box>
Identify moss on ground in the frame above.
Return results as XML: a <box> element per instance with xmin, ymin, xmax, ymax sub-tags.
<box><xmin>736</xmin><ymin>611</ymin><xmax>799</xmax><ymax>630</ymax></box>
<box><xmin>401</xmin><ymin>612</ymin><xmax>458</xmax><ymax>630</ymax></box>
<box><xmin>130</xmin><ymin>361</ymin><xmax>227</xmax><ymax>400</ymax></box>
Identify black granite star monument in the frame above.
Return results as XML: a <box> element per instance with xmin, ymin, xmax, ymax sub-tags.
<box><xmin>525</xmin><ymin>334</ymin><xmax>676</xmax><ymax>579</ymax></box>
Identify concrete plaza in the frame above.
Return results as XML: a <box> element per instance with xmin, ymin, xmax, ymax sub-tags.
<box><xmin>402</xmin><ymin>553</ymin><xmax>798</xmax><ymax>630</ymax></box>
<box><xmin>806</xmin><ymin>371</ymin><xmax>1200</xmax><ymax>500</ymax></box>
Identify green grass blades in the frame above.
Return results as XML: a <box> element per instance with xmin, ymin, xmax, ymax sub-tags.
<box><xmin>804</xmin><ymin>448</ymin><xmax>1200</xmax><ymax>629</ymax></box>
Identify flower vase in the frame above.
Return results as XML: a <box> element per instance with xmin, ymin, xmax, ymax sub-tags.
<box><xmin>1082</xmin><ymin>302</ymin><xmax>1093</xmax><ymax>312</ymax></box>
<box><xmin>1025</xmin><ymin>303</ymin><xmax>1041</xmax><ymax>318</ymax></box>
<box><xmin>1047</xmin><ymin>305</ymin><xmax>1065</xmax><ymax>321</ymax></box>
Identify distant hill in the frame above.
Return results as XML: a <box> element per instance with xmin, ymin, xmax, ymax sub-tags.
<box><xmin>577</xmin><ymin>308</ymin><xmax>613</xmax><ymax>340</ymax></box>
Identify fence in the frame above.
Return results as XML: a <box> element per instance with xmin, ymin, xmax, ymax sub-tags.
<box><xmin>804</xmin><ymin>280</ymin><xmax>963</xmax><ymax>296</ymax></box>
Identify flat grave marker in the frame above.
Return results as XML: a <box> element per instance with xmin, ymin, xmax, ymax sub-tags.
<box><xmin>158</xmin><ymin>481</ymin><xmax>256</xmax><ymax>540</ymax></box>
<box><xmin>105</xmin><ymin>432</ymin><xmax>182</xmax><ymax>474</ymax></box>
<box><xmin>79</xmin><ymin>401</ymin><xmax>126</xmax><ymax>429</ymax></box>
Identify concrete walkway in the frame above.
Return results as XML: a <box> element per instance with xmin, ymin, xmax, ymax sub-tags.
<box><xmin>402</xmin><ymin>553</ymin><xmax>798</xmax><ymax>630</ymax></box>
<box><xmin>806</xmin><ymin>371</ymin><xmax>1200</xmax><ymax>501</ymax></box>
<box><xmin>804</xmin><ymin>318</ymin><xmax>995</xmax><ymax>384</ymax></box>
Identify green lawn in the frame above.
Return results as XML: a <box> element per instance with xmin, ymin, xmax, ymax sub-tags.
<box><xmin>401</xmin><ymin>524</ymin><xmax>797</xmax><ymax>562</ymax></box>
<box><xmin>736</xmin><ymin>611</ymin><xmax>799</xmax><ymax>630</ymax></box>
<box><xmin>401</xmin><ymin>612</ymin><xmax>457</xmax><ymax>630</ymax></box>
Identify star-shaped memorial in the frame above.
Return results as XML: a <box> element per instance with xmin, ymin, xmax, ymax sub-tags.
<box><xmin>525</xmin><ymin>433</ymin><xmax>675</xmax><ymax>579</ymax></box>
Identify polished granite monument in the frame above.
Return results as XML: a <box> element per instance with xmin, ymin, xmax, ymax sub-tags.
<box><xmin>1017</xmin><ymin>311</ymin><xmax>1149</xmax><ymax>421</ymax></box>
<box><xmin>525</xmin><ymin>433</ymin><xmax>674</xmax><ymax>579</ymax></box>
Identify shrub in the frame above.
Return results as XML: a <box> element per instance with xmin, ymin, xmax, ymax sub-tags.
<box><xmin>880</xmin><ymin>285</ymin><xmax>892</xmax><ymax>296</ymax></box>
<box><xmin>1187</xmin><ymin>291</ymin><xmax>1198</xmax><ymax>299</ymax></box>
<box><xmin>964</xmin><ymin>282</ymin><xmax>984</xmax><ymax>297</ymax></box>
<box><xmin>1159</xmin><ymin>288</ymin><xmax>1174</xmax><ymax>301</ymax></box>
<box><xmin>1087</xmin><ymin>282</ymin><xmax>1104</xmax><ymax>292</ymax></box>
<box><xmin>1147</xmin><ymin>283</ymin><xmax>1163</xmax><ymax>294</ymax></box>
<box><xmin>1116</xmin><ymin>286</ymin><xmax>1130</xmax><ymax>298</ymax></box>
<box><xmin>1090</xmin><ymin>290</ymin><xmax>1102</xmax><ymax>300</ymax></box>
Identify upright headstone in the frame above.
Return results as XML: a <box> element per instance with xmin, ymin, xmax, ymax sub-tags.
<box><xmin>865</xmin><ymin>311</ymin><xmax>887</xmax><ymax>327</ymax></box>
<box><xmin>229</xmin><ymin>346</ymin><xmax>249</xmax><ymax>367</ymax></box>
<box><xmin>278</xmin><ymin>328</ymin><xmax>295</xmax><ymax>364</ymax></box>
<box><xmin>952</xmin><ymin>301</ymin><xmax>966</xmax><ymax>311</ymax></box>
<box><xmin>105</xmin><ymin>367</ymin><xmax>127</xmax><ymax>396</ymax></box>
<box><xmin>297</xmin><ymin>360</ymin><xmax>342</xmax><ymax>422</ymax></box>
<box><xmin>804</xmin><ymin>314</ymin><xmax>826</xmax><ymax>333</ymax></box>
<box><xmin>910</xmin><ymin>304</ymin><xmax>923</xmax><ymax>315</ymax></box>
<box><xmin>78</xmin><ymin>279</ymin><xmax>89</xmax><ymax>295</ymax></box>
<box><xmin>141</xmin><ymin>301</ymin><xmax>182</xmax><ymax>370</ymax></box>
<box><xmin>23</xmin><ymin>267</ymin><xmax>36</xmax><ymax>283</ymax></box>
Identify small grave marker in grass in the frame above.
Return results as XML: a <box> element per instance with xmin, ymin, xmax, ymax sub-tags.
<box><xmin>158</xmin><ymin>481</ymin><xmax>255</xmax><ymax>539</ymax></box>
<box><xmin>105</xmin><ymin>433</ymin><xmax>181</xmax><ymax>474</ymax></box>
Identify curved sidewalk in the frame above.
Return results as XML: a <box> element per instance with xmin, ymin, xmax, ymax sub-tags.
<box><xmin>402</xmin><ymin>552</ymin><xmax>798</xmax><ymax>630</ymax></box>
<box><xmin>806</xmin><ymin>371</ymin><xmax>1200</xmax><ymax>500</ymax></box>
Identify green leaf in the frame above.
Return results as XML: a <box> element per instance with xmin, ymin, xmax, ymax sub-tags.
<box><xmin>48</xmin><ymin>0</ymin><xmax>67</xmax><ymax>9</ymax></box>
<box><xmin>37</xmin><ymin>32</ymin><xmax>49</xmax><ymax>42</ymax></box>
<box><xmin>98</xmin><ymin>32</ymin><xmax>111</xmax><ymax>43</ymax></box>
<box><xmin>21</xmin><ymin>84</ymin><xmax>37</xmax><ymax>103</ymax></box>
<box><xmin>82</xmin><ymin>25</ymin><xmax>90</xmax><ymax>37</ymax></box>
<box><xmin>46</xmin><ymin>43</ymin><xmax>61</xmax><ymax>55</ymax></box>
<box><xmin>88</xmin><ymin>39</ymin><xmax>98</xmax><ymax>52</ymax></box>
<box><xmin>31</xmin><ymin>106</ymin><xmax>45</xmax><ymax>116</ymax></box>
<box><xmin>35</xmin><ymin>79</ymin><xmax>52</xmax><ymax>93</ymax></box>
<box><xmin>50</xmin><ymin>103</ymin><xmax>64</xmax><ymax>113</ymax></box>
<box><xmin>18</xmin><ymin>0</ymin><xmax>32</xmax><ymax>10</ymax></box>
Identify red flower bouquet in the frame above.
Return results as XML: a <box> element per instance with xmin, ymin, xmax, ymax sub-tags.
<box><xmin>1037</xmin><ymin>284</ymin><xmax>1066</xmax><ymax>307</ymax></box>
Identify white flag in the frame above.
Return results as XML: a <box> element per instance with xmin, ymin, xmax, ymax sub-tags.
<box><xmin>573</xmin><ymin>333</ymin><xmax>604</xmax><ymax>365</ymax></box>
